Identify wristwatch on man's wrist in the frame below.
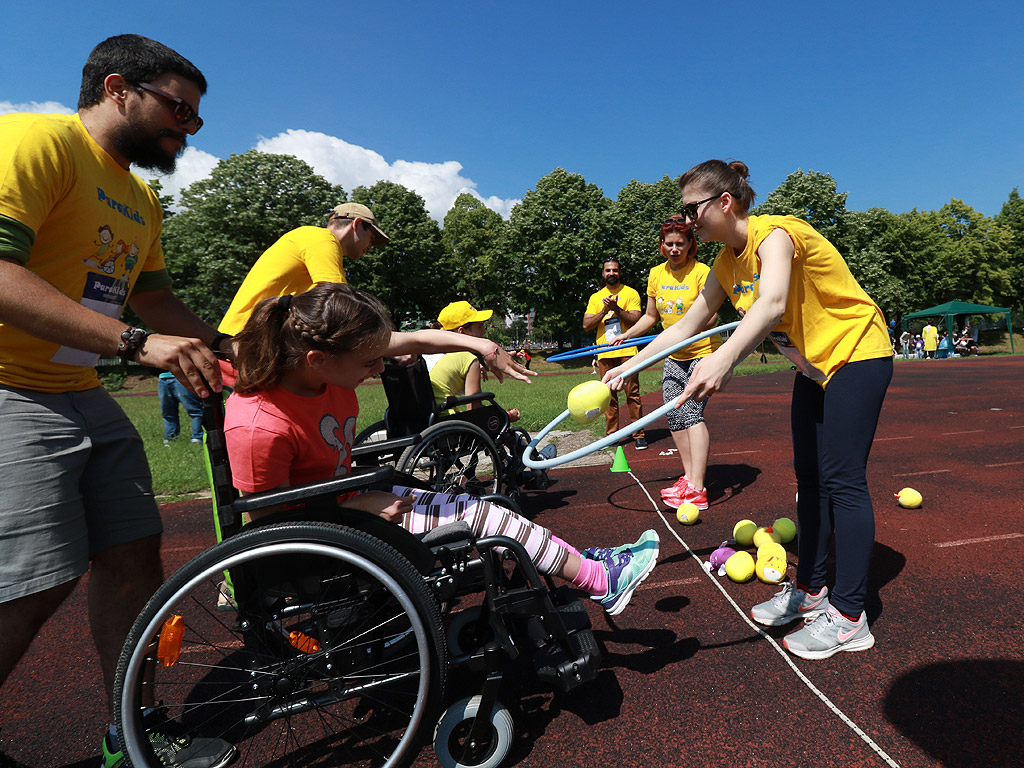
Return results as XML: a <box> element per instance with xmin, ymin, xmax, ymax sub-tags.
<box><xmin>209</xmin><ymin>333</ymin><xmax>231</xmax><ymax>352</ymax></box>
<box><xmin>117</xmin><ymin>327</ymin><xmax>150</xmax><ymax>361</ymax></box>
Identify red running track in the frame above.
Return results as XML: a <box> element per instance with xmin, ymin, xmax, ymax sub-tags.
<box><xmin>1</xmin><ymin>356</ymin><xmax>1022</xmax><ymax>768</ymax></box>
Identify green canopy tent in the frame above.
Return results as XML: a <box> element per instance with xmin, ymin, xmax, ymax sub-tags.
<box><xmin>901</xmin><ymin>300</ymin><xmax>1014</xmax><ymax>353</ymax></box>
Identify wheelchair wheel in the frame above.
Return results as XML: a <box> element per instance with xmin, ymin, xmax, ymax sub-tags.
<box><xmin>433</xmin><ymin>695</ymin><xmax>514</xmax><ymax>768</ymax></box>
<box><xmin>398</xmin><ymin>421</ymin><xmax>502</xmax><ymax>496</ymax></box>
<box><xmin>446</xmin><ymin>606</ymin><xmax>495</xmax><ymax>657</ymax></box>
<box><xmin>354</xmin><ymin>419</ymin><xmax>388</xmax><ymax>447</ymax></box>
<box><xmin>115</xmin><ymin>522</ymin><xmax>446</xmax><ymax>768</ymax></box>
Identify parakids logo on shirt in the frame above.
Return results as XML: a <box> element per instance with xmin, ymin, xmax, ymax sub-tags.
<box><xmin>732</xmin><ymin>272</ymin><xmax>760</xmax><ymax>296</ymax></box>
<box><xmin>97</xmin><ymin>187</ymin><xmax>147</xmax><ymax>226</ymax></box>
<box><xmin>84</xmin><ymin>271</ymin><xmax>128</xmax><ymax>307</ymax></box>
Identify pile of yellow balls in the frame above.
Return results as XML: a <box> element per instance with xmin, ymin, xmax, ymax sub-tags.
<box><xmin>717</xmin><ymin>517</ymin><xmax>797</xmax><ymax>584</ymax></box>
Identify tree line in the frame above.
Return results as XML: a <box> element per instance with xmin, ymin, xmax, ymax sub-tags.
<box><xmin>155</xmin><ymin>150</ymin><xmax>1024</xmax><ymax>349</ymax></box>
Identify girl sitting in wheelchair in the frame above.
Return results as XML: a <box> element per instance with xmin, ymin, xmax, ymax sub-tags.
<box><xmin>224</xmin><ymin>283</ymin><xmax>659</xmax><ymax>616</ymax></box>
<box><xmin>431</xmin><ymin>300</ymin><xmax>520</xmax><ymax>422</ymax></box>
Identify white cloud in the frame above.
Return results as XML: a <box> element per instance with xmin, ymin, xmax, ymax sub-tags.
<box><xmin>133</xmin><ymin>146</ymin><xmax>220</xmax><ymax>205</ymax></box>
<box><xmin>0</xmin><ymin>100</ymin><xmax>75</xmax><ymax>116</ymax></box>
<box><xmin>255</xmin><ymin>129</ymin><xmax>520</xmax><ymax>221</ymax></box>
<box><xmin>0</xmin><ymin>102</ymin><xmax>519</xmax><ymax>221</ymax></box>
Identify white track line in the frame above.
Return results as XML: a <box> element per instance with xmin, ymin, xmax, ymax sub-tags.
<box><xmin>985</xmin><ymin>461</ymin><xmax>1024</xmax><ymax>468</ymax></box>
<box><xmin>629</xmin><ymin>469</ymin><xmax>902</xmax><ymax>768</ymax></box>
<box><xmin>934</xmin><ymin>532</ymin><xmax>1024</xmax><ymax>548</ymax></box>
<box><xmin>893</xmin><ymin>469</ymin><xmax>951</xmax><ymax>477</ymax></box>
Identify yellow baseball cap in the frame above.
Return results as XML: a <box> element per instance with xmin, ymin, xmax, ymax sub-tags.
<box><xmin>437</xmin><ymin>301</ymin><xmax>493</xmax><ymax>331</ymax></box>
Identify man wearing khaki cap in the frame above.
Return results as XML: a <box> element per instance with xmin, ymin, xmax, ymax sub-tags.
<box><xmin>217</xmin><ymin>202</ymin><xmax>390</xmax><ymax>336</ymax></box>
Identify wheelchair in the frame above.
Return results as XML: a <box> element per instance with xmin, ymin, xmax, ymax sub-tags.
<box><xmin>113</xmin><ymin>391</ymin><xmax>600</xmax><ymax>768</ymax></box>
<box><xmin>353</xmin><ymin>357</ymin><xmax>555</xmax><ymax>504</ymax></box>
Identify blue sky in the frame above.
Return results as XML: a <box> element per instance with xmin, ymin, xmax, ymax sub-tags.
<box><xmin>3</xmin><ymin>1</ymin><xmax>1022</xmax><ymax>221</ymax></box>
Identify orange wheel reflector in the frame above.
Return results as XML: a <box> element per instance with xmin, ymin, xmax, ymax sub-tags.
<box><xmin>157</xmin><ymin>615</ymin><xmax>185</xmax><ymax>667</ymax></box>
<box><xmin>288</xmin><ymin>630</ymin><xmax>321</xmax><ymax>654</ymax></box>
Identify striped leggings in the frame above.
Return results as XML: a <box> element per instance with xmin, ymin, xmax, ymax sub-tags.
<box><xmin>390</xmin><ymin>485</ymin><xmax>571</xmax><ymax>577</ymax></box>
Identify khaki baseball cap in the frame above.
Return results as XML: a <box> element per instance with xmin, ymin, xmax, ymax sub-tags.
<box><xmin>330</xmin><ymin>202</ymin><xmax>390</xmax><ymax>244</ymax></box>
<box><xmin>437</xmin><ymin>301</ymin><xmax>493</xmax><ymax>331</ymax></box>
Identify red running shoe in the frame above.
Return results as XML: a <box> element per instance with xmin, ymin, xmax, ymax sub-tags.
<box><xmin>662</xmin><ymin>480</ymin><xmax>708</xmax><ymax>510</ymax></box>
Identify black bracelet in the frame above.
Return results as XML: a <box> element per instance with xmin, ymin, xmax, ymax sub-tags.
<box><xmin>117</xmin><ymin>327</ymin><xmax>150</xmax><ymax>361</ymax></box>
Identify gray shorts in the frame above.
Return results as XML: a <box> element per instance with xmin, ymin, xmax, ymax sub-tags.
<box><xmin>0</xmin><ymin>385</ymin><xmax>162</xmax><ymax>602</ymax></box>
<box><xmin>662</xmin><ymin>357</ymin><xmax>709</xmax><ymax>431</ymax></box>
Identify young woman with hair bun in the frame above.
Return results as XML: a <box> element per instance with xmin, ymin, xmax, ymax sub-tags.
<box><xmin>604</xmin><ymin>159</ymin><xmax>893</xmax><ymax>659</ymax></box>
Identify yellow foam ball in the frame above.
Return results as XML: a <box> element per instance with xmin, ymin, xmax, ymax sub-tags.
<box><xmin>894</xmin><ymin>487</ymin><xmax>923</xmax><ymax>509</ymax></box>
<box><xmin>756</xmin><ymin>541</ymin><xmax>787</xmax><ymax>563</ymax></box>
<box><xmin>752</xmin><ymin>526</ymin><xmax>782</xmax><ymax>549</ymax></box>
<box><xmin>733</xmin><ymin>519</ymin><xmax>758</xmax><ymax>547</ymax></box>
<box><xmin>567</xmin><ymin>380</ymin><xmax>612</xmax><ymax>425</ymax></box>
<box><xmin>676</xmin><ymin>502</ymin><xmax>700</xmax><ymax>526</ymax></box>
<box><xmin>772</xmin><ymin>517</ymin><xmax>797</xmax><ymax>543</ymax></box>
<box><xmin>724</xmin><ymin>551</ymin><xmax>755</xmax><ymax>583</ymax></box>
<box><xmin>755</xmin><ymin>554</ymin><xmax>788</xmax><ymax>584</ymax></box>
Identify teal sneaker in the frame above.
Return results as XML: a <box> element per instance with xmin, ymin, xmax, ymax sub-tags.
<box><xmin>581</xmin><ymin>529</ymin><xmax>659</xmax><ymax>562</ymax></box>
<box><xmin>101</xmin><ymin>709</ymin><xmax>236</xmax><ymax>768</ymax></box>
<box><xmin>593</xmin><ymin>531</ymin><xmax>660</xmax><ymax>616</ymax></box>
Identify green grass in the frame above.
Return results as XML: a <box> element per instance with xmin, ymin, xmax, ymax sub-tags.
<box><xmin>118</xmin><ymin>356</ymin><xmax>796</xmax><ymax>498</ymax></box>
<box><xmin>115</xmin><ymin>391</ymin><xmax>211</xmax><ymax>500</ymax></box>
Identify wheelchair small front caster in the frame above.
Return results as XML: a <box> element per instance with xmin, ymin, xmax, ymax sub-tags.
<box><xmin>434</xmin><ymin>695</ymin><xmax>514</xmax><ymax>768</ymax></box>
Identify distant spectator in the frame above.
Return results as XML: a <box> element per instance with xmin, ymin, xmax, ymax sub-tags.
<box><xmin>158</xmin><ymin>371</ymin><xmax>204</xmax><ymax>443</ymax></box>
<box><xmin>899</xmin><ymin>329</ymin><xmax>912</xmax><ymax>359</ymax></box>
<box><xmin>922</xmin><ymin>321</ymin><xmax>938</xmax><ymax>359</ymax></box>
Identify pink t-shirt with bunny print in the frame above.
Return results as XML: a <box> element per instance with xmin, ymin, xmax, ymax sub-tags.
<box><xmin>224</xmin><ymin>384</ymin><xmax>359</xmax><ymax>496</ymax></box>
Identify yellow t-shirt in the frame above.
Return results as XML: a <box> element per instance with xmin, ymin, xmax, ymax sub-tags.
<box><xmin>429</xmin><ymin>351</ymin><xmax>477</xmax><ymax>412</ymax></box>
<box><xmin>921</xmin><ymin>324</ymin><xmax>938</xmax><ymax>351</ymax></box>
<box><xmin>218</xmin><ymin>226</ymin><xmax>347</xmax><ymax>335</ymax></box>
<box><xmin>0</xmin><ymin>113</ymin><xmax>169</xmax><ymax>392</ymax></box>
<box><xmin>584</xmin><ymin>284</ymin><xmax>641</xmax><ymax>359</ymax></box>
<box><xmin>647</xmin><ymin>260</ymin><xmax>721</xmax><ymax>362</ymax></box>
<box><xmin>712</xmin><ymin>214</ymin><xmax>891</xmax><ymax>386</ymax></box>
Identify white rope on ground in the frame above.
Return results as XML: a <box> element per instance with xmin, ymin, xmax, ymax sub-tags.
<box><xmin>628</xmin><ymin>469</ymin><xmax>902</xmax><ymax>768</ymax></box>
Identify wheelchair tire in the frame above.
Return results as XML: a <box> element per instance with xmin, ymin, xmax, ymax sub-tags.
<box><xmin>398</xmin><ymin>421</ymin><xmax>502</xmax><ymax>496</ymax></box>
<box><xmin>433</xmin><ymin>695</ymin><xmax>514</xmax><ymax>768</ymax></box>
<box><xmin>354</xmin><ymin>419</ymin><xmax>388</xmax><ymax>447</ymax></box>
<box><xmin>114</xmin><ymin>521</ymin><xmax>446</xmax><ymax>768</ymax></box>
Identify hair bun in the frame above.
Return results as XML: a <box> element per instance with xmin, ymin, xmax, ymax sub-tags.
<box><xmin>728</xmin><ymin>160</ymin><xmax>750</xmax><ymax>180</ymax></box>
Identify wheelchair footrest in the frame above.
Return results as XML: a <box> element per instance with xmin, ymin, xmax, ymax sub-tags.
<box><xmin>530</xmin><ymin>597</ymin><xmax>602</xmax><ymax>693</ymax></box>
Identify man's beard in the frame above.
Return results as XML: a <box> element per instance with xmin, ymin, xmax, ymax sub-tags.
<box><xmin>604</xmin><ymin>275</ymin><xmax>619</xmax><ymax>286</ymax></box>
<box><xmin>113</xmin><ymin>123</ymin><xmax>186</xmax><ymax>174</ymax></box>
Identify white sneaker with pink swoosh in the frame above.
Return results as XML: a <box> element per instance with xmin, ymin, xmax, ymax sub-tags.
<box><xmin>783</xmin><ymin>604</ymin><xmax>875</xmax><ymax>660</ymax></box>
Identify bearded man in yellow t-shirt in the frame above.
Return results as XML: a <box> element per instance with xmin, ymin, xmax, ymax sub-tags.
<box><xmin>0</xmin><ymin>34</ymin><xmax>234</xmax><ymax>764</ymax></box>
<box><xmin>583</xmin><ymin>258</ymin><xmax>646</xmax><ymax>449</ymax></box>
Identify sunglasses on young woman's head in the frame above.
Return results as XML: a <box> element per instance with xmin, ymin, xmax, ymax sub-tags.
<box><xmin>679</xmin><ymin>192</ymin><xmax>725</xmax><ymax>222</ymax></box>
<box><xmin>661</xmin><ymin>217</ymin><xmax>693</xmax><ymax>235</ymax></box>
<box><xmin>135</xmin><ymin>82</ymin><xmax>203</xmax><ymax>131</ymax></box>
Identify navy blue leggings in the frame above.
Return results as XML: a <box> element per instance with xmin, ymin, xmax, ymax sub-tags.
<box><xmin>791</xmin><ymin>357</ymin><xmax>892</xmax><ymax>616</ymax></box>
